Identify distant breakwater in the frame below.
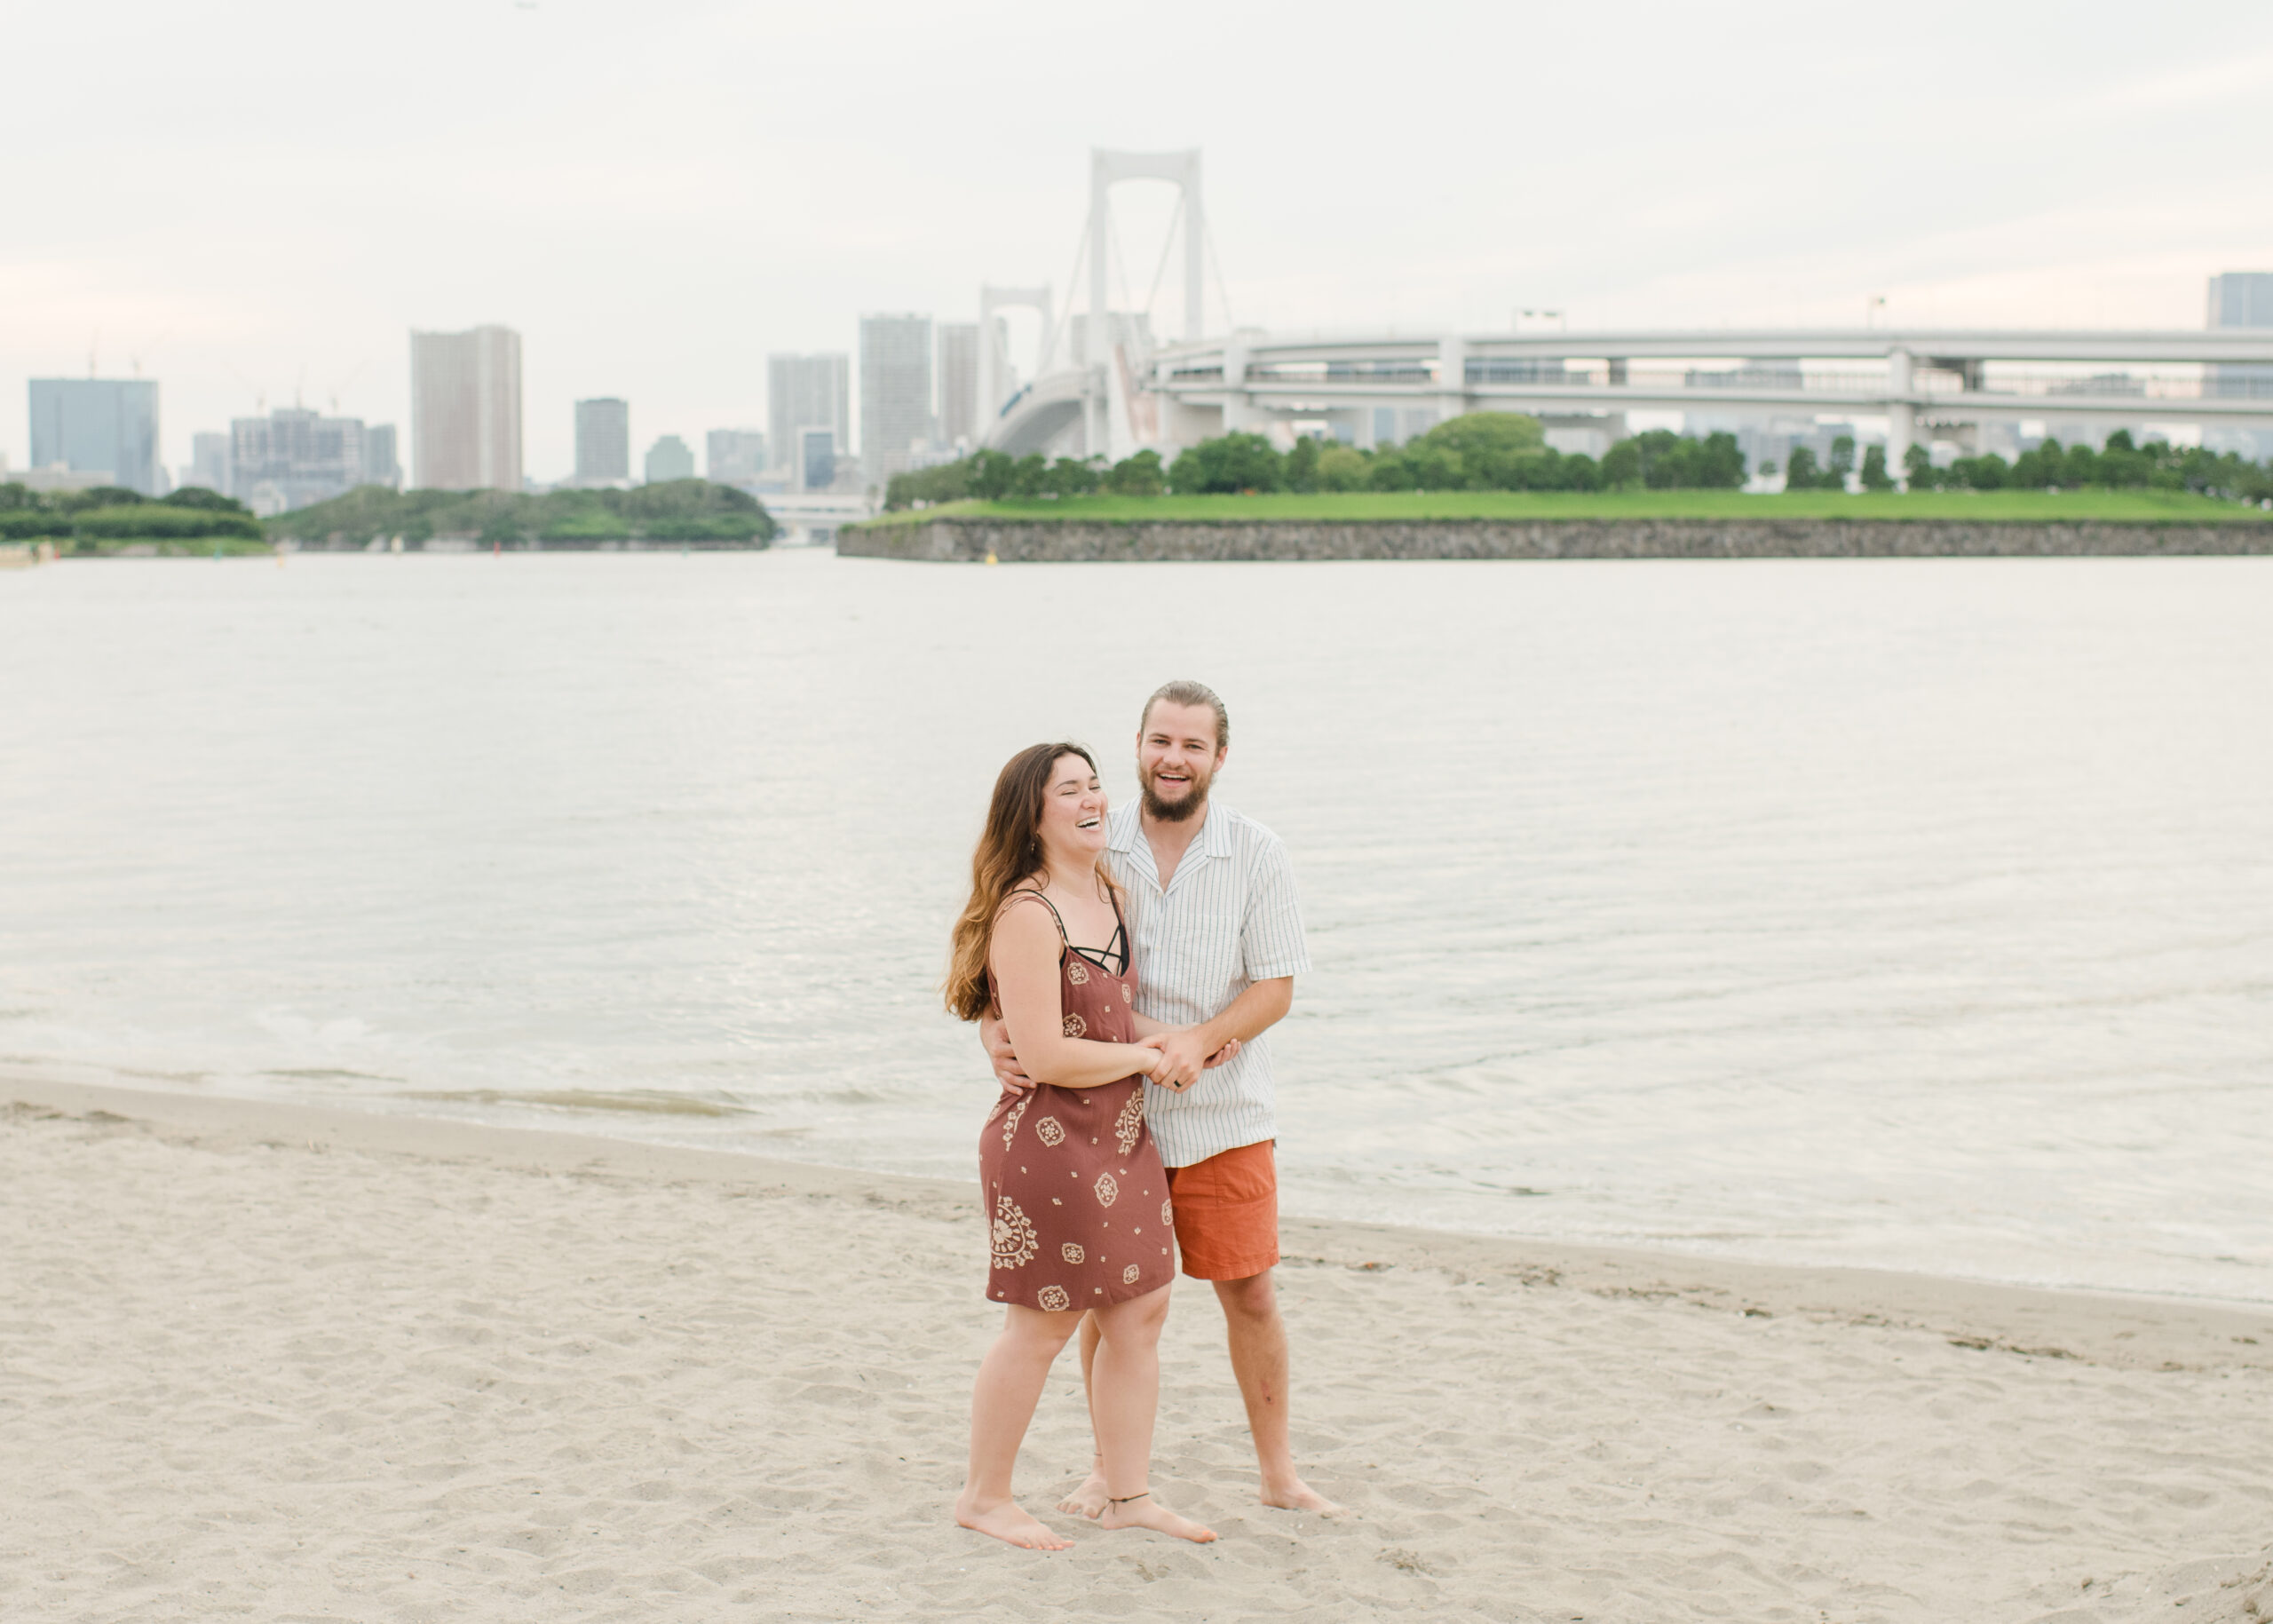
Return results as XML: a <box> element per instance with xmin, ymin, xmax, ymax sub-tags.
<box><xmin>840</xmin><ymin>517</ymin><xmax>2273</xmax><ymax>564</ymax></box>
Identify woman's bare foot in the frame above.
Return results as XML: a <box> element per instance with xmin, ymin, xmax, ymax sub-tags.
<box><xmin>1056</xmin><ymin>1470</ymin><xmax>1110</xmax><ymax>1519</ymax></box>
<box><xmin>1099</xmin><ymin>1491</ymin><xmax>1218</xmax><ymax>1543</ymax></box>
<box><xmin>954</xmin><ymin>1491</ymin><xmax>1071</xmax><ymax>1550</ymax></box>
<box><xmin>1262</xmin><ymin>1475</ymin><xmax>1344</xmax><ymax>1516</ymax></box>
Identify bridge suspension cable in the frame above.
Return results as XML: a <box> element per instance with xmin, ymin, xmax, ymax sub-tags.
<box><xmin>1205</xmin><ymin>215</ymin><xmax>1235</xmax><ymax>334</ymax></box>
<box><xmin>1037</xmin><ymin>226</ymin><xmax>1089</xmax><ymax>383</ymax></box>
<box><xmin>1138</xmin><ymin>195</ymin><xmax>1188</xmax><ymax>332</ymax></box>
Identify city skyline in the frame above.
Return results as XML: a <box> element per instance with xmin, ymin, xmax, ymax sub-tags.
<box><xmin>6</xmin><ymin>2</ymin><xmax>2273</xmax><ymax>479</ymax></box>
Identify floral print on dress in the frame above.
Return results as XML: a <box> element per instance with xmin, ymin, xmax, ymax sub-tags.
<box><xmin>1113</xmin><ymin>1091</ymin><xmax>1144</xmax><ymax>1155</ymax></box>
<box><xmin>992</xmin><ymin>1196</ymin><xmax>1037</xmax><ymax>1270</ymax></box>
<box><xmin>977</xmin><ymin>899</ymin><xmax>1162</xmax><ymax>1313</ymax></box>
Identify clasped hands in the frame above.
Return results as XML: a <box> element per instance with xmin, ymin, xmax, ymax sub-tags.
<box><xmin>986</xmin><ymin>1024</ymin><xmax>1241</xmax><ymax>1096</ymax></box>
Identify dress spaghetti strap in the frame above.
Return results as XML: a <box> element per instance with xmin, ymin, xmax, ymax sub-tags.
<box><xmin>996</xmin><ymin>888</ymin><xmax>1070</xmax><ymax>946</ymax></box>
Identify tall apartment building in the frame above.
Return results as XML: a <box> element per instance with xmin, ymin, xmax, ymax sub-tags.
<box><xmin>29</xmin><ymin>378</ymin><xmax>162</xmax><ymax>494</ymax></box>
<box><xmin>705</xmin><ymin>428</ymin><xmax>767</xmax><ymax>484</ymax></box>
<box><xmin>409</xmin><ymin>324</ymin><xmax>522</xmax><ymax>491</ymax></box>
<box><xmin>767</xmin><ymin>353</ymin><xmax>849</xmax><ymax>479</ymax></box>
<box><xmin>859</xmin><ymin>313</ymin><xmax>933</xmax><ymax>481</ymax></box>
<box><xmin>936</xmin><ymin>322</ymin><xmax>979</xmax><ymax>449</ymax></box>
<box><xmin>228</xmin><ymin>405</ymin><xmax>396</xmax><ymax>511</ymax></box>
<box><xmin>574</xmin><ymin>398</ymin><xmax>630</xmax><ymax>485</ymax></box>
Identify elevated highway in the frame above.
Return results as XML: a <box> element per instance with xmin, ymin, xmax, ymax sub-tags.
<box><xmin>1142</xmin><ymin>329</ymin><xmax>2273</xmax><ymax>470</ymax></box>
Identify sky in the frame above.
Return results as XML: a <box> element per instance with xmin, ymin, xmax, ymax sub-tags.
<box><xmin>8</xmin><ymin>0</ymin><xmax>2273</xmax><ymax>481</ymax></box>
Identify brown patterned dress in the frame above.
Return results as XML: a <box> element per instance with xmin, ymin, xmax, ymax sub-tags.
<box><xmin>980</xmin><ymin>890</ymin><xmax>1176</xmax><ymax>1311</ymax></box>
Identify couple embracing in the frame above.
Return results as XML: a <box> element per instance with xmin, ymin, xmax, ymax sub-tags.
<box><xmin>944</xmin><ymin>680</ymin><xmax>1338</xmax><ymax>1549</ymax></box>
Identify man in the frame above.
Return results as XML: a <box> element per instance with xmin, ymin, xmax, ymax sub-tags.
<box><xmin>982</xmin><ymin>678</ymin><xmax>1339</xmax><ymax>1517</ymax></box>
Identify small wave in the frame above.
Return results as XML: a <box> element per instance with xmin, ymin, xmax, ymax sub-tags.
<box><xmin>403</xmin><ymin>1089</ymin><xmax>751</xmax><ymax>1119</ymax></box>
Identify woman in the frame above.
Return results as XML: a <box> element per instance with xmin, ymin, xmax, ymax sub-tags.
<box><xmin>945</xmin><ymin>742</ymin><xmax>1220</xmax><ymax>1550</ymax></box>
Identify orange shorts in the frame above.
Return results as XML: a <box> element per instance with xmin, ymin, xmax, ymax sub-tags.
<box><xmin>1165</xmin><ymin>1140</ymin><xmax>1279</xmax><ymax>1281</ymax></box>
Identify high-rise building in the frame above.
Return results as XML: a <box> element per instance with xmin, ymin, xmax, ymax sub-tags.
<box><xmin>188</xmin><ymin>432</ymin><xmax>230</xmax><ymax>495</ymax></box>
<box><xmin>799</xmin><ymin>428</ymin><xmax>836</xmax><ymax>493</ymax></box>
<box><xmin>645</xmin><ymin>434</ymin><xmax>695</xmax><ymax>483</ymax></box>
<box><xmin>860</xmin><ymin>313</ymin><xmax>933</xmax><ymax>479</ymax></box>
<box><xmin>574</xmin><ymin>398</ymin><xmax>630</xmax><ymax>486</ymax></box>
<box><xmin>227</xmin><ymin>405</ymin><xmax>394</xmax><ymax>511</ymax></box>
<box><xmin>365</xmin><ymin>424</ymin><xmax>401</xmax><ymax>488</ymax></box>
<box><xmin>29</xmin><ymin>378</ymin><xmax>161</xmax><ymax>495</ymax></box>
<box><xmin>767</xmin><ymin>353</ymin><xmax>849</xmax><ymax>478</ymax></box>
<box><xmin>2207</xmin><ymin>273</ymin><xmax>2273</xmax><ymax>459</ymax></box>
<box><xmin>936</xmin><ymin>322</ymin><xmax>979</xmax><ymax>450</ymax></box>
<box><xmin>2208</xmin><ymin>273</ymin><xmax>2273</xmax><ymax>329</ymax></box>
<box><xmin>705</xmin><ymin>428</ymin><xmax>767</xmax><ymax>485</ymax></box>
<box><xmin>409</xmin><ymin>325</ymin><xmax>522</xmax><ymax>491</ymax></box>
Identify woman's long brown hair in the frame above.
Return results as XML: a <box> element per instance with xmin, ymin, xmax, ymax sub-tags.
<box><xmin>946</xmin><ymin>741</ymin><xmax>1119</xmax><ymax>1021</ymax></box>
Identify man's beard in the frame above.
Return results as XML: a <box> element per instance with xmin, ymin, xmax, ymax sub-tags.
<box><xmin>1140</xmin><ymin>764</ymin><xmax>1209</xmax><ymax>822</ymax></box>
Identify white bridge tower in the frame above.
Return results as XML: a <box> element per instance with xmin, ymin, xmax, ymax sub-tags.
<box><xmin>981</xmin><ymin>147</ymin><xmax>1208</xmax><ymax>463</ymax></box>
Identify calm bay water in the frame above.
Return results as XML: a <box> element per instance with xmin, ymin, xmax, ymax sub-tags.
<box><xmin>4</xmin><ymin>548</ymin><xmax>2269</xmax><ymax>1302</ymax></box>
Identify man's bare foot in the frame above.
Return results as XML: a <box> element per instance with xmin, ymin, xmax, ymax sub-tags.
<box><xmin>1056</xmin><ymin>1470</ymin><xmax>1110</xmax><ymax>1520</ymax></box>
<box><xmin>1261</xmin><ymin>1477</ymin><xmax>1344</xmax><ymax>1516</ymax></box>
<box><xmin>954</xmin><ymin>1491</ymin><xmax>1071</xmax><ymax>1550</ymax></box>
<box><xmin>1099</xmin><ymin>1491</ymin><xmax>1218</xmax><ymax>1543</ymax></box>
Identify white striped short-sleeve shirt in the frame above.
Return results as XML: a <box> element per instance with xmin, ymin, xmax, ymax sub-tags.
<box><xmin>1105</xmin><ymin>799</ymin><xmax>1309</xmax><ymax>1168</ymax></box>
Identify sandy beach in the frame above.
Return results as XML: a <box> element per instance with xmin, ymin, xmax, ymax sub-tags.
<box><xmin>2</xmin><ymin>1081</ymin><xmax>2268</xmax><ymax>1624</ymax></box>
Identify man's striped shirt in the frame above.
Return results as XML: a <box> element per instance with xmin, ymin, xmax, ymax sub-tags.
<box><xmin>1105</xmin><ymin>799</ymin><xmax>1308</xmax><ymax>1168</ymax></box>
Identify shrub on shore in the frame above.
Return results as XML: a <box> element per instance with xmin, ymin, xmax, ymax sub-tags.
<box><xmin>0</xmin><ymin>481</ymin><xmax>263</xmax><ymax>543</ymax></box>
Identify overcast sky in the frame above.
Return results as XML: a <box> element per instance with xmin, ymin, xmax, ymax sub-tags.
<box><xmin>8</xmin><ymin>0</ymin><xmax>2273</xmax><ymax>479</ymax></box>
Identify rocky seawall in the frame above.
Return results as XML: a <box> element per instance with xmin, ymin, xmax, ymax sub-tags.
<box><xmin>840</xmin><ymin>517</ymin><xmax>2273</xmax><ymax>563</ymax></box>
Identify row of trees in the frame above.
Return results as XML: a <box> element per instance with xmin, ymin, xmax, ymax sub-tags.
<box><xmin>1902</xmin><ymin>431</ymin><xmax>2273</xmax><ymax>499</ymax></box>
<box><xmin>4</xmin><ymin>477</ymin><xmax>787</xmax><ymax>550</ymax></box>
<box><xmin>883</xmin><ymin>448</ymin><xmax>1169</xmax><ymax>508</ymax></box>
<box><xmin>0</xmin><ymin>481</ymin><xmax>263</xmax><ymax>541</ymax></box>
<box><xmin>883</xmin><ymin>416</ymin><xmax>2273</xmax><ymax>509</ymax></box>
<box><xmin>883</xmin><ymin>414</ymin><xmax>1754</xmax><ymax>507</ymax></box>
<box><xmin>1779</xmin><ymin>434</ymin><xmax>1898</xmax><ymax>492</ymax></box>
<box><xmin>265</xmin><ymin>479</ymin><xmax>777</xmax><ymax>546</ymax></box>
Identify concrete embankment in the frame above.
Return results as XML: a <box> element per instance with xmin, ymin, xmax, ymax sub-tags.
<box><xmin>840</xmin><ymin>517</ymin><xmax>2273</xmax><ymax>563</ymax></box>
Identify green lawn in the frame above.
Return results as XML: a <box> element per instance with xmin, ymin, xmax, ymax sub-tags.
<box><xmin>67</xmin><ymin>537</ymin><xmax>278</xmax><ymax>558</ymax></box>
<box><xmin>859</xmin><ymin>489</ymin><xmax>2272</xmax><ymax>527</ymax></box>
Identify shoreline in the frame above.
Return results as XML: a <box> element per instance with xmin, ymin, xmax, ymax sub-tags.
<box><xmin>841</xmin><ymin>514</ymin><xmax>2273</xmax><ymax>563</ymax></box>
<box><xmin>15</xmin><ymin>1075</ymin><xmax>2269</xmax><ymax>1374</ymax></box>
